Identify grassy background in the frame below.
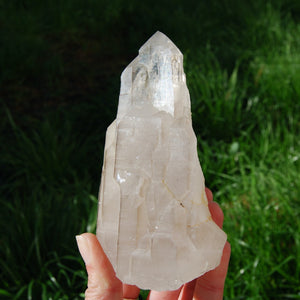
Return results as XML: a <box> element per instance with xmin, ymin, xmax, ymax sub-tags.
<box><xmin>1</xmin><ymin>0</ymin><xmax>300</xmax><ymax>299</ymax></box>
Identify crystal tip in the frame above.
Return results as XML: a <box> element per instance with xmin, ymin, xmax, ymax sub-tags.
<box><xmin>139</xmin><ymin>31</ymin><xmax>182</xmax><ymax>56</ymax></box>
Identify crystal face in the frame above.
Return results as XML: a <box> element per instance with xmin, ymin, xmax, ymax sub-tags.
<box><xmin>96</xmin><ymin>31</ymin><xmax>227</xmax><ymax>291</ymax></box>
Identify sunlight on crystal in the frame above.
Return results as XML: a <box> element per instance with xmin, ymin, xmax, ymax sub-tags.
<box><xmin>96</xmin><ymin>31</ymin><xmax>227</xmax><ymax>291</ymax></box>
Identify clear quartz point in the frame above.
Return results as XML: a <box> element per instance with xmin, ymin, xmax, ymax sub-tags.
<box><xmin>96</xmin><ymin>31</ymin><xmax>227</xmax><ymax>291</ymax></box>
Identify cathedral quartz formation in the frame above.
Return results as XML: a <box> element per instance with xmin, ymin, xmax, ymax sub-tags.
<box><xmin>96</xmin><ymin>31</ymin><xmax>227</xmax><ymax>291</ymax></box>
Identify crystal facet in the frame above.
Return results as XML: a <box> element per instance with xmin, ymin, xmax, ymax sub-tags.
<box><xmin>96</xmin><ymin>31</ymin><xmax>227</xmax><ymax>291</ymax></box>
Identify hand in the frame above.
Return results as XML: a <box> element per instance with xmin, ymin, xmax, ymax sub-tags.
<box><xmin>76</xmin><ymin>188</ymin><xmax>231</xmax><ymax>300</ymax></box>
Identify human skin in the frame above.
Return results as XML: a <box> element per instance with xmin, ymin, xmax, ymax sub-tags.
<box><xmin>76</xmin><ymin>188</ymin><xmax>231</xmax><ymax>300</ymax></box>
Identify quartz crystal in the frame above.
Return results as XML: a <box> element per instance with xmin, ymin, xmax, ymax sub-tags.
<box><xmin>97</xmin><ymin>31</ymin><xmax>227</xmax><ymax>291</ymax></box>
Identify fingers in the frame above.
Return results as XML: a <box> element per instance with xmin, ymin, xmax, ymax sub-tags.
<box><xmin>192</xmin><ymin>188</ymin><xmax>230</xmax><ymax>300</ymax></box>
<box><xmin>147</xmin><ymin>287</ymin><xmax>182</xmax><ymax>300</ymax></box>
<box><xmin>205</xmin><ymin>187</ymin><xmax>213</xmax><ymax>202</ymax></box>
<box><xmin>208</xmin><ymin>201</ymin><xmax>224</xmax><ymax>228</ymax></box>
<box><xmin>123</xmin><ymin>284</ymin><xmax>140</xmax><ymax>299</ymax></box>
<box><xmin>193</xmin><ymin>242</ymin><xmax>231</xmax><ymax>300</ymax></box>
<box><xmin>76</xmin><ymin>233</ymin><xmax>122</xmax><ymax>300</ymax></box>
<box><xmin>179</xmin><ymin>279</ymin><xmax>197</xmax><ymax>300</ymax></box>
<box><xmin>206</xmin><ymin>188</ymin><xmax>224</xmax><ymax>229</ymax></box>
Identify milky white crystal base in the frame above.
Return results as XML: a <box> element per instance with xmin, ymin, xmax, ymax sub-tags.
<box><xmin>97</xmin><ymin>31</ymin><xmax>227</xmax><ymax>291</ymax></box>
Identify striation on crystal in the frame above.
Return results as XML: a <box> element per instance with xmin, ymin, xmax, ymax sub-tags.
<box><xmin>96</xmin><ymin>31</ymin><xmax>227</xmax><ymax>291</ymax></box>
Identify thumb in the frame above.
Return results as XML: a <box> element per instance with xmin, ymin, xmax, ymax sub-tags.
<box><xmin>76</xmin><ymin>233</ymin><xmax>122</xmax><ymax>300</ymax></box>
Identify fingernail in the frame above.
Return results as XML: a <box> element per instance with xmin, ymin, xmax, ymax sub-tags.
<box><xmin>76</xmin><ymin>234</ymin><xmax>91</xmax><ymax>265</ymax></box>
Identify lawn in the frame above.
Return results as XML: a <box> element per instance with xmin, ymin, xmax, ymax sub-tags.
<box><xmin>0</xmin><ymin>0</ymin><xmax>300</xmax><ymax>299</ymax></box>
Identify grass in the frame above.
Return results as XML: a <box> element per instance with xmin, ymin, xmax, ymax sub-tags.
<box><xmin>0</xmin><ymin>0</ymin><xmax>300</xmax><ymax>299</ymax></box>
